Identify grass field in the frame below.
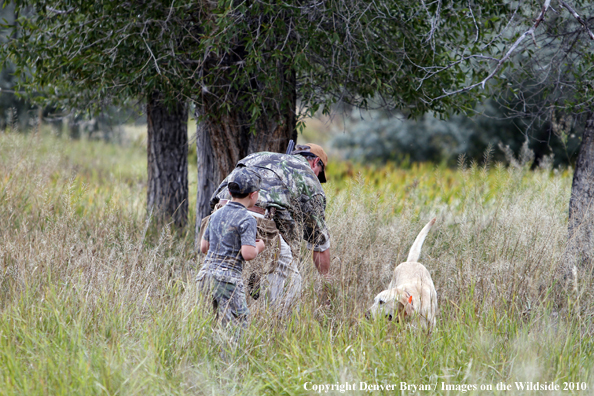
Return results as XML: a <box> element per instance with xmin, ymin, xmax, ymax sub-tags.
<box><xmin>1</xmin><ymin>130</ymin><xmax>593</xmax><ymax>395</ymax></box>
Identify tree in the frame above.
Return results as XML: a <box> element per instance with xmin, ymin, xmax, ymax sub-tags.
<box><xmin>4</xmin><ymin>0</ymin><xmax>518</xmax><ymax>226</ymax></box>
<box><xmin>14</xmin><ymin>0</ymin><xmax>591</xmax><ymax>248</ymax></box>
<box><xmin>0</xmin><ymin>3</ymin><xmax>37</xmax><ymax>132</ymax></box>
<box><xmin>499</xmin><ymin>2</ymin><xmax>594</xmax><ymax>272</ymax></box>
<box><xmin>2</xmin><ymin>1</ymin><xmax>194</xmax><ymax>227</ymax></box>
<box><xmin>427</xmin><ymin>0</ymin><xmax>594</xmax><ymax>271</ymax></box>
<box><xmin>569</xmin><ymin>114</ymin><xmax>594</xmax><ymax>267</ymax></box>
<box><xmin>147</xmin><ymin>91</ymin><xmax>188</xmax><ymax>227</ymax></box>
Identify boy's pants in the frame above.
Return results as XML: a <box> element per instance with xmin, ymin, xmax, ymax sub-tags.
<box><xmin>196</xmin><ymin>271</ymin><xmax>249</xmax><ymax>330</ymax></box>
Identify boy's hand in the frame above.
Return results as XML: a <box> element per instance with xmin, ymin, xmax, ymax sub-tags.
<box><xmin>255</xmin><ymin>239</ymin><xmax>265</xmax><ymax>253</ymax></box>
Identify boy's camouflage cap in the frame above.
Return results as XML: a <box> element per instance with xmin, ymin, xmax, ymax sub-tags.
<box><xmin>228</xmin><ymin>167</ymin><xmax>262</xmax><ymax>194</ymax></box>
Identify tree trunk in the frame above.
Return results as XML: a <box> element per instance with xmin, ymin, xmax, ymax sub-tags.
<box><xmin>567</xmin><ymin>111</ymin><xmax>594</xmax><ymax>269</ymax></box>
<box><xmin>194</xmin><ymin>61</ymin><xmax>298</xmax><ymax>240</ymax></box>
<box><xmin>147</xmin><ymin>90</ymin><xmax>188</xmax><ymax>228</ymax></box>
<box><xmin>203</xmin><ymin>68</ymin><xmax>298</xmax><ymax>179</ymax></box>
<box><xmin>195</xmin><ymin>106</ymin><xmax>219</xmax><ymax>249</ymax></box>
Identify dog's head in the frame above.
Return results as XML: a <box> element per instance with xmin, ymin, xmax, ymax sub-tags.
<box><xmin>366</xmin><ymin>288</ymin><xmax>414</xmax><ymax>322</ymax></box>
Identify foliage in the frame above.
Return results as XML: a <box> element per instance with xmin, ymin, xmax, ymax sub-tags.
<box><xmin>3</xmin><ymin>129</ymin><xmax>594</xmax><ymax>394</ymax></box>
<box><xmin>2</xmin><ymin>0</ymin><xmax>592</xmax><ymax>139</ymax></box>
<box><xmin>0</xmin><ymin>0</ymin><xmax>519</xmax><ymax>124</ymax></box>
<box><xmin>0</xmin><ymin>2</ymin><xmax>143</xmax><ymax>138</ymax></box>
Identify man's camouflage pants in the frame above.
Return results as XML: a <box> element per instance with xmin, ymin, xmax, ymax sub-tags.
<box><xmin>250</xmin><ymin>212</ymin><xmax>302</xmax><ymax>315</ymax></box>
<box><xmin>197</xmin><ymin>272</ymin><xmax>249</xmax><ymax>330</ymax></box>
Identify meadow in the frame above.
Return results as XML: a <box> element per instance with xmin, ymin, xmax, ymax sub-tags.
<box><xmin>1</xmin><ymin>129</ymin><xmax>593</xmax><ymax>395</ymax></box>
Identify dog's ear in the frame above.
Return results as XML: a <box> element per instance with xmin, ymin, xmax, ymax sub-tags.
<box><xmin>397</xmin><ymin>294</ymin><xmax>411</xmax><ymax>321</ymax></box>
<box><xmin>395</xmin><ymin>301</ymin><xmax>406</xmax><ymax>321</ymax></box>
<box><xmin>398</xmin><ymin>294</ymin><xmax>408</xmax><ymax>307</ymax></box>
<box><xmin>400</xmin><ymin>294</ymin><xmax>415</xmax><ymax>318</ymax></box>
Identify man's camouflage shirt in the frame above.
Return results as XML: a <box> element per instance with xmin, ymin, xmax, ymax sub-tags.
<box><xmin>211</xmin><ymin>152</ymin><xmax>330</xmax><ymax>251</ymax></box>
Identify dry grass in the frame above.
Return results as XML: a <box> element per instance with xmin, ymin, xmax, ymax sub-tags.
<box><xmin>1</xmin><ymin>130</ymin><xmax>593</xmax><ymax>395</ymax></box>
<box><xmin>323</xmin><ymin>162</ymin><xmax>571</xmax><ymax>316</ymax></box>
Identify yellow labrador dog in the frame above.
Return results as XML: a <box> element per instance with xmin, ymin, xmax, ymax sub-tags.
<box><xmin>368</xmin><ymin>218</ymin><xmax>437</xmax><ymax>330</ymax></box>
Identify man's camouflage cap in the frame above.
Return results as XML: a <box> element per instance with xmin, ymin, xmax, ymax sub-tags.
<box><xmin>291</xmin><ymin>143</ymin><xmax>328</xmax><ymax>183</ymax></box>
<box><xmin>228</xmin><ymin>167</ymin><xmax>262</xmax><ymax>194</ymax></box>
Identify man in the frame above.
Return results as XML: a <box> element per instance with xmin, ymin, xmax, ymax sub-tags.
<box><xmin>210</xmin><ymin>143</ymin><xmax>331</xmax><ymax>312</ymax></box>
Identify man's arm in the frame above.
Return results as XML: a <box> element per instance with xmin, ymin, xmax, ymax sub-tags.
<box><xmin>313</xmin><ymin>249</ymin><xmax>331</xmax><ymax>275</ymax></box>
<box><xmin>209</xmin><ymin>176</ymin><xmax>231</xmax><ymax>210</ymax></box>
<box><xmin>302</xmin><ymin>194</ymin><xmax>331</xmax><ymax>274</ymax></box>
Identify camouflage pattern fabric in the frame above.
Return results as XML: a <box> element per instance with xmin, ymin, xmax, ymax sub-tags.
<box><xmin>227</xmin><ymin>167</ymin><xmax>261</xmax><ymax>194</ymax></box>
<box><xmin>211</xmin><ymin>152</ymin><xmax>330</xmax><ymax>251</ymax></box>
<box><xmin>200</xmin><ymin>209</ymin><xmax>283</xmax><ymax>302</ymax></box>
<box><xmin>201</xmin><ymin>201</ymin><xmax>257</xmax><ymax>275</ymax></box>
<box><xmin>197</xmin><ymin>201</ymin><xmax>256</xmax><ymax>333</ymax></box>
<box><xmin>196</xmin><ymin>271</ymin><xmax>249</xmax><ymax>329</ymax></box>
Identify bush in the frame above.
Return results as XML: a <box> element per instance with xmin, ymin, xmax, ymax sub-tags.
<box><xmin>331</xmin><ymin>101</ymin><xmax>583</xmax><ymax>168</ymax></box>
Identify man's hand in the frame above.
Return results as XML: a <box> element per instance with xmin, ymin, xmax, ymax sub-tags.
<box><xmin>313</xmin><ymin>249</ymin><xmax>331</xmax><ymax>275</ymax></box>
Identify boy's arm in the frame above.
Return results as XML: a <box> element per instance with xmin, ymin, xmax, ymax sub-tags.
<box><xmin>241</xmin><ymin>239</ymin><xmax>265</xmax><ymax>261</ymax></box>
<box><xmin>240</xmin><ymin>217</ymin><xmax>264</xmax><ymax>261</ymax></box>
<box><xmin>200</xmin><ymin>219</ymin><xmax>211</xmax><ymax>254</ymax></box>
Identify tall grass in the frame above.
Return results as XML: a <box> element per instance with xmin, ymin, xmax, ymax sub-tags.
<box><xmin>1</xmin><ymin>131</ymin><xmax>593</xmax><ymax>395</ymax></box>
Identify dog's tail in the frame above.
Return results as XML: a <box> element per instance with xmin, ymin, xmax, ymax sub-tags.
<box><xmin>406</xmin><ymin>218</ymin><xmax>436</xmax><ymax>262</ymax></box>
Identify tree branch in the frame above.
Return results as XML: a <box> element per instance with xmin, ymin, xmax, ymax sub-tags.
<box><xmin>425</xmin><ymin>0</ymin><xmax>442</xmax><ymax>49</ymax></box>
<box><xmin>0</xmin><ymin>87</ymin><xmax>23</xmax><ymax>94</ymax></box>
<box><xmin>428</xmin><ymin>0</ymin><xmax>551</xmax><ymax>102</ymax></box>
<box><xmin>142</xmin><ymin>37</ymin><xmax>162</xmax><ymax>75</ymax></box>
<box><xmin>559</xmin><ymin>0</ymin><xmax>594</xmax><ymax>40</ymax></box>
<box><xmin>46</xmin><ymin>6</ymin><xmax>76</xmax><ymax>15</ymax></box>
<box><xmin>468</xmin><ymin>0</ymin><xmax>479</xmax><ymax>43</ymax></box>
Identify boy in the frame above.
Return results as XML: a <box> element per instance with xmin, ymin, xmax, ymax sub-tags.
<box><xmin>196</xmin><ymin>167</ymin><xmax>265</xmax><ymax>330</ymax></box>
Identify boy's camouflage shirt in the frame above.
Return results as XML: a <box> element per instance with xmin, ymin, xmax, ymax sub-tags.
<box><xmin>211</xmin><ymin>152</ymin><xmax>330</xmax><ymax>250</ymax></box>
<box><xmin>200</xmin><ymin>201</ymin><xmax>257</xmax><ymax>282</ymax></box>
